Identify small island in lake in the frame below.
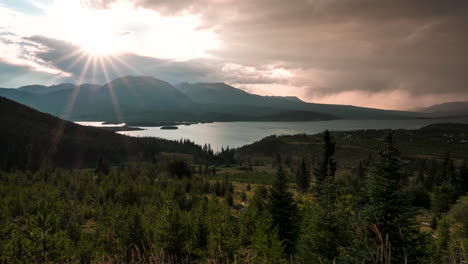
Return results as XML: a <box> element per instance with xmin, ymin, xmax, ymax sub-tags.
<box><xmin>160</xmin><ymin>126</ymin><xmax>178</xmax><ymax>130</ymax></box>
<box><xmin>100</xmin><ymin>125</ymin><xmax>145</xmax><ymax>132</ymax></box>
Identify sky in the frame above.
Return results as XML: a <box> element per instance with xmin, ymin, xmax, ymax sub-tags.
<box><xmin>0</xmin><ymin>0</ymin><xmax>467</xmax><ymax>110</ymax></box>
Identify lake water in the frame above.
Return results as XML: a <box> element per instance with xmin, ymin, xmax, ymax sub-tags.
<box><xmin>112</xmin><ymin>118</ymin><xmax>468</xmax><ymax>151</ymax></box>
<box><xmin>75</xmin><ymin>121</ymin><xmax>126</xmax><ymax>127</ymax></box>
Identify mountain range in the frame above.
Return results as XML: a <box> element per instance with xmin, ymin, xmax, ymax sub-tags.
<box><xmin>1</xmin><ymin>76</ymin><xmax>458</xmax><ymax>124</ymax></box>
<box><xmin>412</xmin><ymin>102</ymin><xmax>468</xmax><ymax>117</ymax></box>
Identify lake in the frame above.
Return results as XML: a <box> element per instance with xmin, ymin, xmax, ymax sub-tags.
<box><xmin>102</xmin><ymin>118</ymin><xmax>468</xmax><ymax>151</ymax></box>
<box><xmin>75</xmin><ymin>121</ymin><xmax>126</xmax><ymax>127</ymax></box>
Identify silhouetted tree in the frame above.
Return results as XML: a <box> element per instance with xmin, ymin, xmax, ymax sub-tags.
<box><xmin>295</xmin><ymin>158</ymin><xmax>310</xmax><ymax>193</ymax></box>
<box><xmin>268</xmin><ymin>165</ymin><xmax>298</xmax><ymax>256</ymax></box>
<box><xmin>168</xmin><ymin>160</ymin><xmax>192</xmax><ymax>179</ymax></box>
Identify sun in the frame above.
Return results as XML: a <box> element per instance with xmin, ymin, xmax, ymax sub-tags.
<box><xmin>41</xmin><ymin>0</ymin><xmax>219</xmax><ymax>59</ymax></box>
<box><xmin>48</xmin><ymin>1</ymin><xmax>127</xmax><ymax>56</ymax></box>
<box><xmin>79</xmin><ymin>32</ymin><xmax>124</xmax><ymax>56</ymax></box>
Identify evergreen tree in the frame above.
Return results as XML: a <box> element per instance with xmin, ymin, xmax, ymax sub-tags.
<box><xmin>240</xmin><ymin>187</ymin><xmax>268</xmax><ymax>244</ymax></box>
<box><xmin>313</xmin><ymin>130</ymin><xmax>336</xmax><ymax>201</ymax></box>
<box><xmin>268</xmin><ymin>165</ymin><xmax>298</xmax><ymax>256</ymax></box>
<box><xmin>190</xmin><ymin>202</ymin><xmax>209</xmax><ymax>257</ymax></box>
<box><xmin>95</xmin><ymin>157</ymin><xmax>110</xmax><ymax>175</ymax></box>
<box><xmin>27</xmin><ymin>211</ymin><xmax>73</xmax><ymax>262</ymax></box>
<box><xmin>252</xmin><ymin>214</ymin><xmax>287</xmax><ymax>264</ymax></box>
<box><xmin>154</xmin><ymin>203</ymin><xmax>188</xmax><ymax>257</ymax></box>
<box><xmin>168</xmin><ymin>160</ymin><xmax>192</xmax><ymax>179</ymax></box>
<box><xmin>358</xmin><ymin>132</ymin><xmax>428</xmax><ymax>263</ymax></box>
<box><xmin>224</xmin><ymin>191</ymin><xmax>234</xmax><ymax>206</ymax></box>
<box><xmin>295</xmin><ymin>158</ymin><xmax>310</xmax><ymax>193</ymax></box>
<box><xmin>432</xmin><ymin>216</ymin><xmax>451</xmax><ymax>264</ymax></box>
<box><xmin>458</xmin><ymin>162</ymin><xmax>468</xmax><ymax>195</ymax></box>
<box><xmin>275</xmin><ymin>153</ymin><xmax>282</xmax><ymax>167</ymax></box>
<box><xmin>206</xmin><ymin>199</ymin><xmax>239</xmax><ymax>261</ymax></box>
<box><xmin>240</xmin><ymin>190</ymin><xmax>247</xmax><ymax>202</ymax></box>
<box><xmin>297</xmin><ymin>130</ymin><xmax>350</xmax><ymax>262</ymax></box>
<box><xmin>122</xmin><ymin>209</ymin><xmax>149</xmax><ymax>258</ymax></box>
<box><xmin>432</xmin><ymin>183</ymin><xmax>458</xmax><ymax>217</ymax></box>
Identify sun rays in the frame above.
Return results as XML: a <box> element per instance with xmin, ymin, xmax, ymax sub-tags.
<box><xmin>46</xmin><ymin>45</ymin><xmax>138</xmax><ymax>125</ymax></box>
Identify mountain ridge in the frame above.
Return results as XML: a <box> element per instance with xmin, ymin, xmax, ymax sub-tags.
<box><xmin>0</xmin><ymin>75</ymin><xmax>422</xmax><ymax>123</ymax></box>
<box><xmin>413</xmin><ymin>101</ymin><xmax>468</xmax><ymax>117</ymax></box>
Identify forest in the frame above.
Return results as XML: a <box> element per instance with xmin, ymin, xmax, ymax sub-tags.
<box><xmin>1</xmin><ymin>129</ymin><xmax>467</xmax><ymax>263</ymax></box>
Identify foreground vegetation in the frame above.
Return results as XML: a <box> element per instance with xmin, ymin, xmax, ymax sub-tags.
<box><xmin>1</xmin><ymin>131</ymin><xmax>466</xmax><ymax>263</ymax></box>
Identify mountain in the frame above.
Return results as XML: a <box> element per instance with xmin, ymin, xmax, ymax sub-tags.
<box><xmin>176</xmin><ymin>82</ymin><xmax>418</xmax><ymax>120</ymax></box>
<box><xmin>414</xmin><ymin>101</ymin><xmax>468</xmax><ymax>117</ymax></box>
<box><xmin>0</xmin><ymin>76</ymin><xmax>421</xmax><ymax>123</ymax></box>
<box><xmin>0</xmin><ymin>88</ymin><xmax>36</xmax><ymax>105</ymax></box>
<box><xmin>18</xmin><ymin>83</ymin><xmax>82</xmax><ymax>94</ymax></box>
<box><xmin>0</xmin><ymin>76</ymin><xmax>200</xmax><ymax>122</ymax></box>
<box><xmin>0</xmin><ymin>96</ymin><xmax>204</xmax><ymax>170</ymax></box>
<box><xmin>267</xmin><ymin>96</ymin><xmax>304</xmax><ymax>103</ymax></box>
<box><xmin>256</xmin><ymin>110</ymin><xmax>335</xmax><ymax>121</ymax></box>
<box><xmin>176</xmin><ymin>82</ymin><xmax>311</xmax><ymax>109</ymax></box>
<box><xmin>176</xmin><ymin>82</ymin><xmax>264</xmax><ymax>105</ymax></box>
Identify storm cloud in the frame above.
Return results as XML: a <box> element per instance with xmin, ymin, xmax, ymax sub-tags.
<box><xmin>1</xmin><ymin>0</ymin><xmax>467</xmax><ymax>109</ymax></box>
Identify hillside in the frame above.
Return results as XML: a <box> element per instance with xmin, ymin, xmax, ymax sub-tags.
<box><xmin>0</xmin><ymin>96</ymin><xmax>205</xmax><ymax>170</ymax></box>
<box><xmin>237</xmin><ymin>123</ymin><xmax>468</xmax><ymax>168</ymax></box>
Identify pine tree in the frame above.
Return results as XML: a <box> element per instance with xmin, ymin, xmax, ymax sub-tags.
<box><xmin>240</xmin><ymin>190</ymin><xmax>247</xmax><ymax>202</ymax></box>
<box><xmin>295</xmin><ymin>158</ymin><xmax>310</xmax><ymax>193</ymax></box>
<box><xmin>154</xmin><ymin>203</ymin><xmax>188</xmax><ymax>257</ymax></box>
<box><xmin>313</xmin><ymin>130</ymin><xmax>336</xmax><ymax>202</ymax></box>
<box><xmin>432</xmin><ymin>183</ymin><xmax>458</xmax><ymax>217</ymax></box>
<box><xmin>459</xmin><ymin>161</ymin><xmax>468</xmax><ymax>194</ymax></box>
<box><xmin>206</xmin><ymin>199</ymin><xmax>239</xmax><ymax>260</ymax></box>
<box><xmin>431</xmin><ymin>155</ymin><xmax>459</xmax><ymax>217</ymax></box>
<box><xmin>224</xmin><ymin>191</ymin><xmax>234</xmax><ymax>206</ymax></box>
<box><xmin>252</xmin><ymin>214</ymin><xmax>287</xmax><ymax>264</ymax></box>
<box><xmin>240</xmin><ymin>187</ymin><xmax>267</xmax><ymax>244</ymax></box>
<box><xmin>95</xmin><ymin>157</ymin><xmax>110</xmax><ymax>175</ymax></box>
<box><xmin>360</xmin><ymin>132</ymin><xmax>428</xmax><ymax>263</ymax></box>
<box><xmin>268</xmin><ymin>165</ymin><xmax>298</xmax><ymax>256</ymax></box>
<box><xmin>433</xmin><ymin>217</ymin><xmax>451</xmax><ymax>264</ymax></box>
<box><xmin>123</xmin><ymin>209</ymin><xmax>148</xmax><ymax>255</ymax></box>
<box><xmin>190</xmin><ymin>202</ymin><xmax>209</xmax><ymax>257</ymax></box>
<box><xmin>297</xmin><ymin>130</ymin><xmax>350</xmax><ymax>262</ymax></box>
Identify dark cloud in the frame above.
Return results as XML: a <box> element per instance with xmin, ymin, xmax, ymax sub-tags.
<box><xmin>0</xmin><ymin>60</ymin><xmax>64</xmax><ymax>88</ymax></box>
<box><xmin>86</xmin><ymin>0</ymin><xmax>468</xmax><ymax>102</ymax></box>
<box><xmin>24</xmin><ymin>35</ymin><xmax>216</xmax><ymax>84</ymax></box>
<box><xmin>18</xmin><ymin>35</ymin><xmax>288</xmax><ymax>86</ymax></box>
<box><xmin>2</xmin><ymin>33</ymin><xmax>291</xmax><ymax>88</ymax></box>
<box><xmin>2</xmin><ymin>0</ymin><xmax>468</xmax><ymax>108</ymax></box>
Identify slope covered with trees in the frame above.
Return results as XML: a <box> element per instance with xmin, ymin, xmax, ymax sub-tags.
<box><xmin>0</xmin><ymin>96</ymin><xmax>207</xmax><ymax>170</ymax></box>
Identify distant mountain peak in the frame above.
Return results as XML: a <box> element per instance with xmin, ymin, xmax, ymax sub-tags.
<box><xmin>108</xmin><ymin>75</ymin><xmax>168</xmax><ymax>84</ymax></box>
<box><xmin>266</xmin><ymin>95</ymin><xmax>304</xmax><ymax>103</ymax></box>
<box><xmin>18</xmin><ymin>83</ymin><xmax>78</xmax><ymax>94</ymax></box>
